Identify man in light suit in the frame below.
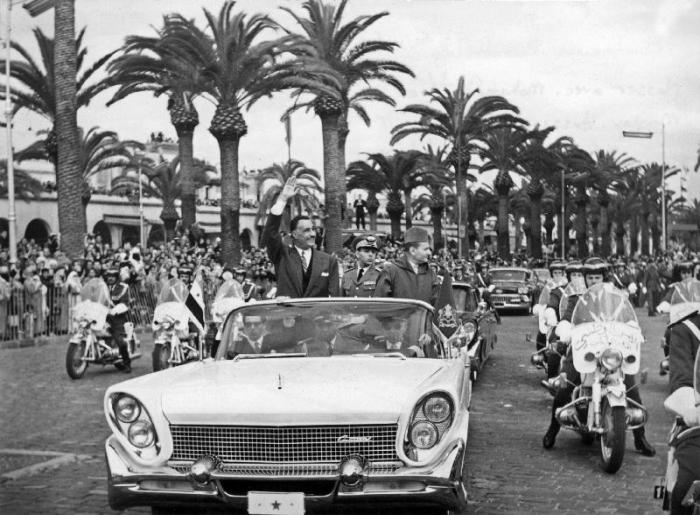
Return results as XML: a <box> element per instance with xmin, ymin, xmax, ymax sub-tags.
<box><xmin>262</xmin><ymin>177</ymin><xmax>339</xmax><ymax>298</ymax></box>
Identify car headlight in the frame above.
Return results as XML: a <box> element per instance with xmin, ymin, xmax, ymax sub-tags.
<box><xmin>424</xmin><ymin>395</ymin><xmax>452</xmax><ymax>423</ymax></box>
<box><xmin>518</xmin><ymin>287</ymin><xmax>529</xmax><ymax>294</ymax></box>
<box><xmin>600</xmin><ymin>348</ymin><xmax>623</xmax><ymax>371</ymax></box>
<box><xmin>114</xmin><ymin>395</ymin><xmax>141</xmax><ymax>423</ymax></box>
<box><xmin>128</xmin><ymin>420</ymin><xmax>155</xmax><ymax>448</ymax></box>
<box><xmin>410</xmin><ymin>421</ymin><xmax>438</xmax><ymax>449</ymax></box>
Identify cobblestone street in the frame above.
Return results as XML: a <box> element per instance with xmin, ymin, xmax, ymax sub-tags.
<box><xmin>0</xmin><ymin>311</ymin><xmax>671</xmax><ymax>514</ymax></box>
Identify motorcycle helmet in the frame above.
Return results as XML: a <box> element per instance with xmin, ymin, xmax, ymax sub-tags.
<box><xmin>582</xmin><ymin>257</ymin><xmax>609</xmax><ymax>286</ymax></box>
<box><xmin>104</xmin><ymin>267</ymin><xmax>119</xmax><ymax>283</ymax></box>
<box><xmin>549</xmin><ymin>260</ymin><xmax>567</xmax><ymax>273</ymax></box>
<box><xmin>565</xmin><ymin>260</ymin><xmax>583</xmax><ymax>280</ymax></box>
<box><xmin>679</xmin><ymin>261</ymin><xmax>695</xmax><ymax>277</ymax></box>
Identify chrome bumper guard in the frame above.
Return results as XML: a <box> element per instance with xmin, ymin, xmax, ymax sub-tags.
<box><xmin>105</xmin><ymin>435</ymin><xmax>467</xmax><ymax>511</ymax></box>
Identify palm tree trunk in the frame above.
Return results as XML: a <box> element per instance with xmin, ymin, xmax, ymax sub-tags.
<box><xmin>367</xmin><ymin>193</ymin><xmax>379</xmax><ymax>232</ymax></box>
<box><xmin>403</xmin><ymin>190</ymin><xmax>413</xmax><ymax>230</ymax></box>
<box><xmin>219</xmin><ymin>138</ymin><xmax>241</xmax><ymax>267</ymax></box>
<box><xmin>591</xmin><ymin>219</ymin><xmax>600</xmax><ymax>255</ymax></box>
<box><xmin>54</xmin><ymin>0</ymin><xmax>86</xmax><ymax>256</ymax></box>
<box><xmin>497</xmin><ymin>192</ymin><xmax>510</xmax><ymax>258</ymax></box>
<box><xmin>178</xmin><ymin>129</ymin><xmax>197</xmax><ymax>231</ymax></box>
<box><xmin>615</xmin><ymin>224</ymin><xmax>625</xmax><ymax>256</ymax></box>
<box><xmin>640</xmin><ymin>213</ymin><xmax>650</xmax><ymax>255</ymax></box>
<box><xmin>456</xmin><ymin>157</ymin><xmax>470</xmax><ymax>258</ymax></box>
<box><xmin>600</xmin><ymin>209</ymin><xmax>611</xmax><ymax>257</ymax></box>
<box><xmin>320</xmin><ymin>113</ymin><xmax>342</xmax><ymax>253</ymax></box>
<box><xmin>338</xmin><ymin>112</ymin><xmax>349</xmax><ymax>228</ymax></box>
<box><xmin>575</xmin><ymin>194</ymin><xmax>588</xmax><ymax>258</ymax></box>
<box><xmin>478</xmin><ymin>219</ymin><xmax>485</xmax><ymax>248</ymax></box>
<box><xmin>431</xmin><ymin>207</ymin><xmax>444</xmax><ymax>250</ymax></box>
<box><xmin>529</xmin><ymin>200</ymin><xmax>543</xmax><ymax>259</ymax></box>
<box><xmin>630</xmin><ymin>215</ymin><xmax>639</xmax><ymax>255</ymax></box>
<box><xmin>514</xmin><ymin>214</ymin><xmax>522</xmax><ymax>252</ymax></box>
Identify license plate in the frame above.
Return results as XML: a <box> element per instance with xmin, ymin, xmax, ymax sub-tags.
<box><xmin>247</xmin><ymin>491</ymin><xmax>304</xmax><ymax>515</ymax></box>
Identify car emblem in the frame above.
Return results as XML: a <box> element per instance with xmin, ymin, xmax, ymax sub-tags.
<box><xmin>337</xmin><ymin>435</ymin><xmax>373</xmax><ymax>443</ymax></box>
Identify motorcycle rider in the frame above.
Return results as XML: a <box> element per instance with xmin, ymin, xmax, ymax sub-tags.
<box><xmin>537</xmin><ymin>260</ymin><xmax>570</xmax><ymax>382</ymax></box>
<box><xmin>664</xmin><ymin>281</ymin><xmax>700</xmax><ymax>514</ymax></box>
<box><xmin>610</xmin><ymin>259</ymin><xmax>630</xmax><ymax>291</ymax></box>
<box><xmin>658</xmin><ymin>261</ymin><xmax>696</xmax><ymax>376</ymax></box>
<box><xmin>105</xmin><ymin>267</ymin><xmax>131</xmax><ymax>373</ymax></box>
<box><xmin>534</xmin><ymin>260</ymin><xmax>568</xmax><ymax>359</ymax></box>
<box><xmin>542</xmin><ymin>257</ymin><xmax>655</xmax><ymax>456</ymax></box>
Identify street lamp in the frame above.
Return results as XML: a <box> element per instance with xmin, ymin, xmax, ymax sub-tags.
<box><xmin>622</xmin><ymin>126</ymin><xmax>666</xmax><ymax>253</ymax></box>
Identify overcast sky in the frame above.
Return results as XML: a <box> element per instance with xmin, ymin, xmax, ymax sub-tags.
<box><xmin>7</xmin><ymin>0</ymin><xmax>700</xmax><ymax>198</ymax></box>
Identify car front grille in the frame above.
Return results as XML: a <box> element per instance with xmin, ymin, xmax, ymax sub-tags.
<box><xmin>169</xmin><ymin>424</ymin><xmax>399</xmax><ymax>464</ymax></box>
<box><xmin>492</xmin><ymin>294</ymin><xmax>522</xmax><ymax>304</ymax></box>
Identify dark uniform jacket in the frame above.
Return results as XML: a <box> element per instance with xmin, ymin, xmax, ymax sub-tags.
<box><xmin>262</xmin><ymin>214</ymin><xmax>339</xmax><ymax>298</ymax></box>
<box><xmin>668</xmin><ymin>313</ymin><xmax>700</xmax><ymax>394</ymax></box>
<box><xmin>107</xmin><ymin>282</ymin><xmax>130</xmax><ymax>332</ymax></box>
<box><xmin>610</xmin><ymin>271</ymin><xmax>629</xmax><ymax>290</ymax></box>
<box><xmin>374</xmin><ymin>255</ymin><xmax>442</xmax><ymax>307</ymax></box>
<box><xmin>340</xmin><ymin>265</ymin><xmax>380</xmax><ymax>297</ymax></box>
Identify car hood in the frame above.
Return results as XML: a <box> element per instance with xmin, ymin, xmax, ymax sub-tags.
<box><xmin>158</xmin><ymin>357</ymin><xmax>449</xmax><ymax>425</ymax></box>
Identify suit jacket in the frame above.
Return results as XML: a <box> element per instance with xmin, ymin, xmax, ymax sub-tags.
<box><xmin>262</xmin><ymin>214</ymin><xmax>339</xmax><ymax>298</ymax></box>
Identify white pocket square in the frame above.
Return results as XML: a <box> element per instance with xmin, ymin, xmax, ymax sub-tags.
<box><xmin>321</xmin><ymin>272</ymin><xmax>329</xmax><ymax>277</ymax></box>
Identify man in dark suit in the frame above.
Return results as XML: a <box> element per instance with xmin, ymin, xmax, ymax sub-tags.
<box><xmin>263</xmin><ymin>177</ymin><xmax>339</xmax><ymax>298</ymax></box>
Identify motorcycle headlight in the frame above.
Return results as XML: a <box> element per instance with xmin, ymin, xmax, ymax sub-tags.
<box><xmin>410</xmin><ymin>421</ymin><xmax>438</xmax><ymax>449</ymax></box>
<box><xmin>600</xmin><ymin>348</ymin><xmax>623</xmax><ymax>371</ymax></box>
<box><xmin>114</xmin><ymin>395</ymin><xmax>141</xmax><ymax>423</ymax></box>
<box><xmin>424</xmin><ymin>395</ymin><xmax>452</xmax><ymax>423</ymax></box>
<box><xmin>161</xmin><ymin>321</ymin><xmax>172</xmax><ymax>330</ymax></box>
<box><xmin>79</xmin><ymin>319</ymin><xmax>90</xmax><ymax>329</ymax></box>
<box><xmin>462</xmin><ymin>322</ymin><xmax>476</xmax><ymax>345</ymax></box>
<box><xmin>128</xmin><ymin>420</ymin><xmax>155</xmax><ymax>448</ymax></box>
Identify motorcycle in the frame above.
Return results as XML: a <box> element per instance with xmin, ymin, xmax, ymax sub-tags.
<box><xmin>65</xmin><ymin>278</ymin><xmax>141</xmax><ymax>379</ymax></box>
<box><xmin>553</xmin><ymin>283</ymin><xmax>647</xmax><ymax>473</ymax></box>
<box><xmin>662</xmin><ymin>280</ymin><xmax>700</xmax><ymax>513</ymax></box>
<box><xmin>658</xmin><ymin>279</ymin><xmax>700</xmax><ymax>375</ymax></box>
<box><xmin>210</xmin><ymin>279</ymin><xmax>245</xmax><ymax>355</ymax></box>
<box><xmin>151</xmin><ymin>278</ymin><xmax>204</xmax><ymax>371</ymax></box>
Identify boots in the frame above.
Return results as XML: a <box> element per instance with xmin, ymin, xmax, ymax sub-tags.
<box><xmin>542</xmin><ymin>422</ymin><xmax>559</xmax><ymax>449</ymax></box>
<box><xmin>633</xmin><ymin>427</ymin><xmax>656</xmax><ymax>456</ymax></box>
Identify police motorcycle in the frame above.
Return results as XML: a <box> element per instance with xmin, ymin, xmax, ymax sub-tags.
<box><xmin>151</xmin><ymin>278</ymin><xmax>204</xmax><ymax>371</ymax></box>
<box><xmin>553</xmin><ymin>283</ymin><xmax>647</xmax><ymax>473</ymax></box>
<box><xmin>210</xmin><ymin>279</ymin><xmax>245</xmax><ymax>353</ymax></box>
<box><xmin>65</xmin><ymin>278</ymin><xmax>141</xmax><ymax>379</ymax></box>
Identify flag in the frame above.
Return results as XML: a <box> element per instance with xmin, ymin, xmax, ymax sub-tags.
<box><xmin>185</xmin><ymin>281</ymin><xmax>205</xmax><ymax>334</ymax></box>
<box><xmin>434</xmin><ymin>268</ymin><xmax>458</xmax><ymax>337</ymax></box>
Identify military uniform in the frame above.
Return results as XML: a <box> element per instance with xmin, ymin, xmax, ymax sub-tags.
<box><xmin>340</xmin><ymin>265</ymin><xmax>380</xmax><ymax>297</ymax></box>
<box><xmin>107</xmin><ymin>277</ymin><xmax>131</xmax><ymax>369</ymax></box>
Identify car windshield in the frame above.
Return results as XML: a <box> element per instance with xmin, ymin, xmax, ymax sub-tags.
<box><xmin>80</xmin><ymin>278</ymin><xmax>110</xmax><ymax>305</ymax></box>
<box><xmin>453</xmin><ymin>286</ymin><xmax>478</xmax><ymax>312</ymax></box>
<box><xmin>158</xmin><ymin>278</ymin><xmax>188</xmax><ymax>304</ymax></box>
<box><xmin>491</xmin><ymin>270</ymin><xmax>527</xmax><ymax>282</ymax></box>
<box><xmin>217</xmin><ymin>300</ymin><xmax>437</xmax><ymax>359</ymax></box>
<box><xmin>571</xmin><ymin>283</ymin><xmax>639</xmax><ymax>326</ymax></box>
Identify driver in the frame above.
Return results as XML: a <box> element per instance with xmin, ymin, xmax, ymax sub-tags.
<box><xmin>297</xmin><ymin>314</ymin><xmax>337</xmax><ymax>357</ymax></box>
<box><xmin>105</xmin><ymin>267</ymin><xmax>132</xmax><ymax>374</ymax></box>
<box><xmin>233</xmin><ymin>315</ymin><xmax>268</xmax><ymax>354</ymax></box>
<box><xmin>542</xmin><ymin>257</ymin><xmax>655</xmax><ymax>456</ymax></box>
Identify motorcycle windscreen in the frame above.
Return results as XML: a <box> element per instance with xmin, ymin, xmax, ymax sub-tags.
<box><xmin>669</xmin><ymin>280</ymin><xmax>700</xmax><ymax>325</ymax></box>
<box><xmin>153</xmin><ymin>302</ymin><xmax>190</xmax><ymax>331</ymax></box>
<box><xmin>72</xmin><ymin>300</ymin><xmax>110</xmax><ymax>329</ymax></box>
<box><xmin>570</xmin><ymin>284</ymin><xmax>642</xmax><ymax>374</ymax></box>
<box><xmin>80</xmin><ymin>278</ymin><xmax>110</xmax><ymax>305</ymax></box>
<box><xmin>212</xmin><ymin>280</ymin><xmax>245</xmax><ymax>319</ymax></box>
<box><xmin>538</xmin><ymin>287</ymin><xmax>550</xmax><ymax>306</ymax></box>
<box><xmin>157</xmin><ymin>278</ymin><xmax>189</xmax><ymax>305</ymax></box>
<box><xmin>214</xmin><ymin>279</ymin><xmax>244</xmax><ymax>302</ymax></box>
<box><xmin>559</xmin><ymin>279</ymin><xmax>586</xmax><ymax>319</ymax></box>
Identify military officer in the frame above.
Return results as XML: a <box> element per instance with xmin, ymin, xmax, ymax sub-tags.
<box><xmin>340</xmin><ymin>236</ymin><xmax>381</xmax><ymax>297</ymax></box>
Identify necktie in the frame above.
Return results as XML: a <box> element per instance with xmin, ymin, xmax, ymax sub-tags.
<box><xmin>357</xmin><ymin>268</ymin><xmax>364</xmax><ymax>282</ymax></box>
<box><xmin>301</xmin><ymin>250</ymin><xmax>308</xmax><ymax>272</ymax></box>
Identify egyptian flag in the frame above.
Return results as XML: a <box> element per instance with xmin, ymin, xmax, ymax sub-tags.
<box><xmin>186</xmin><ymin>281</ymin><xmax>205</xmax><ymax>334</ymax></box>
<box><xmin>435</xmin><ymin>267</ymin><xmax>458</xmax><ymax>337</ymax></box>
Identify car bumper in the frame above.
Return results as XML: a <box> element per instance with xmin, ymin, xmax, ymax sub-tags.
<box><xmin>491</xmin><ymin>294</ymin><xmax>530</xmax><ymax>310</ymax></box>
<box><xmin>105</xmin><ymin>434</ymin><xmax>468</xmax><ymax>512</ymax></box>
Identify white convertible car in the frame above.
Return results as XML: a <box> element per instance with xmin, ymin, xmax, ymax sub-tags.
<box><xmin>104</xmin><ymin>298</ymin><xmax>472</xmax><ymax>514</ymax></box>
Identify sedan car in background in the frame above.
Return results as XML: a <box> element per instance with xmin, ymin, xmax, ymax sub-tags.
<box><xmin>104</xmin><ymin>298</ymin><xmax>471</xmax><ymax>515</ymax></box>
<box><xmin>452</xmin><ymin>282</ymin><xmax>498</xmax><ymax>382</ymax></box>
<box><xmin>488</xmin><ymin>267</ymin><xmax>536</xmax><ymax>314</ymax></box>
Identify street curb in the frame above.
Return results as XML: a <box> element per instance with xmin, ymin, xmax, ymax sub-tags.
<box><xmin>0</xmin><ymin>327</ymin><xmax>149</xmax><ymax>351</ymax></box>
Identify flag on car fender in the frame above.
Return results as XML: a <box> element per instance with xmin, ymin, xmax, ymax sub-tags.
<box><xmin>186</xmin><ymin>281</ymin><xmax>205</xmax><ymax>333</ymax></box>
<box><xmin>435</xmin><ymin>267</ymin><xmax>458</xmax><ymax>338</ymax></box>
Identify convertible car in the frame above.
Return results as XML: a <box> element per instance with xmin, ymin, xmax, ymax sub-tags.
<box><xmin>104</xmin><ymin>298</ymin><xmax>471</xmax><ymax>514</ymax></box>
<box><xmin>451</xmin><ymin>282</ymin><xmax>498</xmax><ymax>382</ymax></box>
<box><xmin>489</xmin><ymin>267</ymin><xmax>536</xmax><ymax>314</ymax></box>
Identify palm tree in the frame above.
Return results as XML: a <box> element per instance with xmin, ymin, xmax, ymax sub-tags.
<box><xmin>110</xmin><ymin>156</ymin><xmax>215</xmax><ymax>241</ymax></box>
<box><xmin>162</xmin><ymin>2</ymin><xmax>323</xmax><ymax>266</ymax></box>
<box><xmin>281</xmin><ymin>0</ymin><xmax>414</xmax><ymax>249</ymax></box>
<box><xmin>470</xmin><ymin>186</ymin><xmax>498</xmax><ymax>250</ymax></box>
<box><xmin>107</xmin><ymin>15</ymin><xmax>206</xmax><ymax>232</ymax></box>
<box><xmin>0</xmin><ymin>161</ymin><xmax>43</xmax><ymax>199</ymax></box>
<box><xmin>477</xmin><ymin>126</ymin><xmax>531</xmax><ymax>258</ymax></box>
<box><xmin>16</xmin><ymin>127</ymin><xmax>140</xmax><ymax>223</ymax></box>
<box><xmin>560</xmin><ymin>145</ymin><xmax>596</xmax><ymax>258</ymax></box>
<box><xmin>255</xmin><ymin>159</ymin><xmax>322</xmax><ymax>231</ymax></box>
<box><xmin>0</xmin><ymin>27</ymin><xmax>114</xmax><ymax>163</ymax></box>
<box><xmin>391</xmin><ymin>76</ymin><xmax>522</xmax><ymax>257</ymax></box>
<box><xmin>346</xmin><ymin>151</ymin><xmax>422</xmax><ymax>240</ymax></box>
<box><xmin>413</xmin><ymin>146</ymin><xmax>453</xmax><ymax>249</ymax></box>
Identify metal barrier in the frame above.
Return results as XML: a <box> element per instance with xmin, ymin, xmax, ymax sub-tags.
<box><xmin>0</xmin><ymin>280</ymin><xmax>219</xmax><ymax>341</ymax></box>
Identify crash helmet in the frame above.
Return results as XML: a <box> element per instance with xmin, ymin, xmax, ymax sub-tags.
<box><xmin>565</xmin><ymin>259</ymin><xmax>583</xmax><ymax>279</ymax></box>
<box><xmin>549</xmin><ymin>260</ymin><xmax>567</xmax><ymax>273</ymax></box>
<box><xmin>178</xmin><ymin>265</ymin><xmax>193</xmax><ymax>280</ymax></box>
<box><xmin>582</xmin><ymin>257</ymin><xmax>609</xmax><ymax>286</ymax></box>
<box><xmin>614</xmin><ymin>259</ymin><xmax>626</xmax><ymax>270</ymax></box>
<box><xmin>104</xmin><ymin>267</ymin><xmax>119</xmax><ymax>283</ymax></box>
<box><xmin>679</xmin><ymin>261</ymin><xmax>695</xmax><ymax>277</ymax></box>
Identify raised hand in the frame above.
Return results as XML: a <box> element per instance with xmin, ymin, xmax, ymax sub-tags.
<box><xmin>280</xmin><ymin>176</ymin><xmax>298</xmax><ymax>201</ymax></box>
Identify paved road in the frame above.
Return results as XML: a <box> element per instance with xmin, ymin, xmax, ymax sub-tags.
<box><xmin>0</xmin><ymin>311</ymin><xmax>671</xmax><ymax>514</ymax></box>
